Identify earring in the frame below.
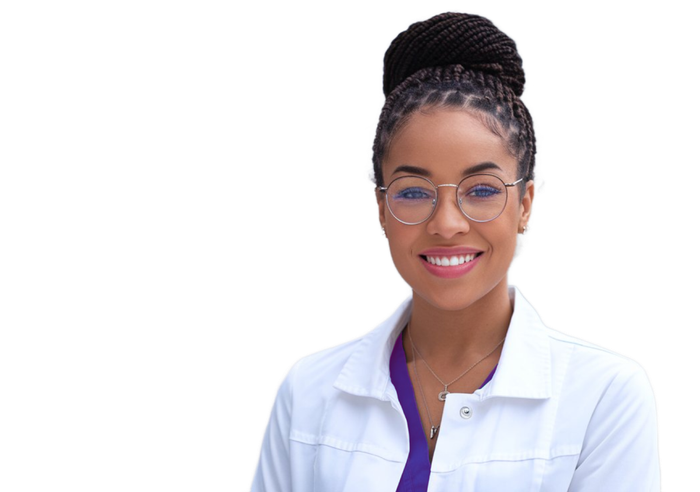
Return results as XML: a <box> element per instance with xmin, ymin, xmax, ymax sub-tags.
<box><xmin>520</xmin><ymin>224</ymin><xmax>529</xmax><ymax>234</ymax></box>
<box><xmin>382</xmin><ymin>226</ymin><xmax>387</xmax><ymax>238</ymax></box>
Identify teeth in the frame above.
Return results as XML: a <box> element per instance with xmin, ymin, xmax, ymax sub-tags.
<box><xmin>425</xmin><ymin>254</ymin><xmax>478</xmax><ymax>266</ymax></box>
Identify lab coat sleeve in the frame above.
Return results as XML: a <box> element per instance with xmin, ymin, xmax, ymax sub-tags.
<box><xmin>568</xmin><ymin>363</ymin><xmax>660</xmax><ymax>491</ymax></box>
<box><xmin>251</xmin><ymin>363</ymin><xmax>297</xmax><ymax>492</ymax></box>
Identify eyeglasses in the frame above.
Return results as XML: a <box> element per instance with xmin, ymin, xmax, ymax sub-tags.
<box><xmin>377</xmin><ymin>174</ymin><xmax>523</xmax><ymax>225</ymax></box>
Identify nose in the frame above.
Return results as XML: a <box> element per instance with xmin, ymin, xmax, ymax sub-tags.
<box><xmin>425</xmin><ymin>186</ymin><xmax>471</xmax><ymax>238</ymax></box>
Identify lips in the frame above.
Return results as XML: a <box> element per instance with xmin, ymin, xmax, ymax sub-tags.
<box><xmin>418</xmin><ymin>247</ymin><xmax>483</xmax><ymax>278</ymax></box>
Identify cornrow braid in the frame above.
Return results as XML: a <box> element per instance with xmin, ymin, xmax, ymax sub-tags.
<box><xmin>373</xmin><ymin>13</ymin><xmax>536</xmax><ymax>193</ymax></box>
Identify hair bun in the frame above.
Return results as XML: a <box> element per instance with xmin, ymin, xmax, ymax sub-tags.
<box><xmin>383</xmin><ymin>12</ymin><xmax>525</xmax><ymax>97</ymax></box>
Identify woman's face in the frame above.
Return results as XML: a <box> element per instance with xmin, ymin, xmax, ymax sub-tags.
<box><xmin>377</xmin><ymin>108</ymin><xmax>534</xmax><ymax>312</ymax></box>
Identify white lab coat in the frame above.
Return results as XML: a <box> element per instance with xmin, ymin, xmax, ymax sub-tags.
<box><xmin>251</xmin><ymin>288</ymin><xmax>660</xmax><ymax>491</ymax></box>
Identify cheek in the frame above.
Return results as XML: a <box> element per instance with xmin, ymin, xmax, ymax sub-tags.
<box><xmin>494</xmin><ymin>210</ymin><xmax>521</xmax><ymax>257</ymax></box>
<box><xmin>384</xmin><ymin>225</ymin><xmax>423</xmax><ymax>281</ymax></box>
<box><xmin>385</xmin><ymin>225</ymin><xmax>415</xmax><ymax>258</ymax></box>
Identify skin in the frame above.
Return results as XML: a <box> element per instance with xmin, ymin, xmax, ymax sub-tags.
<box><xmin>376</xmin><ymin>108</ymin><xmax>534</xmax><ymax>460</ymax></box>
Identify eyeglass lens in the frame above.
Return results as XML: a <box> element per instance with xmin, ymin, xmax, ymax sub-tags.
<box><xmin>385</xmin><ymin>175</ymin><xmax>509</xmax><ymax>224</ymax></box>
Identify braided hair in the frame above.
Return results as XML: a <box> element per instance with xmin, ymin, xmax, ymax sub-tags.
<box><xmin>372</xmin><ymin>13</ymin><xmax>536</xmax><ymax>195</ymax></box>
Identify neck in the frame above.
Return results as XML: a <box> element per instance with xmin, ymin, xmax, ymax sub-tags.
<box><xmin>406</xmin><ymin>280</ymin><xmax>513</xmax><ymax>365</ymax></box>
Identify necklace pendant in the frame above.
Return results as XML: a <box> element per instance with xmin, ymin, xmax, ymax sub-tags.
<box><xmin>438</xmin><ymin>389</ymin><xmax>450</xmax><ymax>401</ymax></box>
<box><xmin>430</xmin><ymin>425</ymin><xmax>440</xmax><ymax>439</ymax></box>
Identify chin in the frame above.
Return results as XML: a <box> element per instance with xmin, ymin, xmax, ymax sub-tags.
<box><xmin>408</xmin><ymin>272</ymin><xmax>511</xmax><ymax>313</ymax></box>
<box><xmin>412</xmin><ymin>284</ymin><xmax>489</xmax><ymax>313</ymax></box>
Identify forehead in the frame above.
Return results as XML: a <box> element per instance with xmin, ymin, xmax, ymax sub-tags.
<box><xmin>383</xmin><ymin>108</ymin><xmax>517</xmax><ymax>180</ymax></box>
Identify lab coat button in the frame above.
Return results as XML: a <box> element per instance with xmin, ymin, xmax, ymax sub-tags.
<box><xmin>460</xmin><ymin>406</ymin><xmax>472</xmax><ymax>419</ymax></box>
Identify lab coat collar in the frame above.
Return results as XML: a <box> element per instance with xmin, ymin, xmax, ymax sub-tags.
<box><xmin>332</xmin><ymin>297</ymin><xmax>413</xmax><ymax>401</ymax></box>
<box><xmin>333</xmin><ymin>287</ymin><xmax>552</xmax><ymax>401</ymax></box>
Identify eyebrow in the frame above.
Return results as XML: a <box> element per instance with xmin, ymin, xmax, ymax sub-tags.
<box><xmin>391</xmin><ymin>161</ymin><xmax>504</xmax><ymax>177</ymax></box>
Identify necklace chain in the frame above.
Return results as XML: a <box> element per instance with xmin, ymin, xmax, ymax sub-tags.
<box><xmin>407</xmin><ymin>324</ymin><xmax>505</xmax><ymax>401</ymax></box>
<box><xmin>410</xmin><ymin>340</ymin><xmax>440</xmax><ymax>439</ymax></box>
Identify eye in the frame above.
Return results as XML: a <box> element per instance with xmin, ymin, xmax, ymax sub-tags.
<box><xmin>393</xmin><ymin>186</ymin><xmax>434</xmax><ymax>201</ymax></box>
<box><xmin>458</xmin><ymin>175</ymin><xmax>507</xmax><ymax>204</ymax></box>
<box><xmin>466</xmin><ymin>185</ymin><xmax>502</xmax><ymax>198</ymax></box>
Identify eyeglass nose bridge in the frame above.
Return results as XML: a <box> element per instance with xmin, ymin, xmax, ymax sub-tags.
<box><xmin>434</xmin><ymin>183</ymin><xmax>462</xmax><ymax>207</ymax></box>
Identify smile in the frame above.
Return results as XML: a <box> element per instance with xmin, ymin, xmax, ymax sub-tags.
<box><xmin>418</xmin><ymin>250</ymin><xmax>483</xmax><ymax>279</ymax></box>
<box><xmin>422</xmin><ymin>254</ymin><xmax>479</xmax><ymax>266</ymax></box>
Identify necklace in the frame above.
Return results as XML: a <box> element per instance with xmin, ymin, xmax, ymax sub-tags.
<box><xmin>407</xmin><ymin>324</ymin><xmax>505</xmax><ymax>402</ymax></box>
<box><xmin>410</xmin><ymin>339</ymin><xmax>441</xmax><ymax>439</ymax></box>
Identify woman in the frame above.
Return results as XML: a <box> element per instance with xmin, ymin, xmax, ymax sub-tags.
<box><xmin>252</xmin><ymin>12</ymin><xmax>660</xmax><ymax>491</ymax></box>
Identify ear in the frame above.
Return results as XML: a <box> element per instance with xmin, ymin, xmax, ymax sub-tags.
<box><xmin>518</xmin><ymin>180</ymin><xmax>535</xmax><ymax>233</ymax></box>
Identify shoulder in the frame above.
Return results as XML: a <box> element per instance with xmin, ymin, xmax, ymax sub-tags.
<box><xmin>545</xmin><ymin>326</ymin><xmax>651</xmax><ymax>386</ymax></box>
<box><xmin>280</xmin><ymin>323</ymin><xmax>393</xmax><ymax>400</ymax></box>
<box><xmin>542</xmin><ymin>332</ymin><xmax>661</xmax><ymax>487</ymax></box>
<box><xmin>547</xmin><ymin>327</ymin><xmax>656</xmax><ymax>402</ymax></box>
<box><xmin>287</xmin><ymin>335</ymin><xmax>366</xmax><ymax>392</ymax></box>
<box><xmin>288</xmin><ymin>297</ymin><xmax>411</xmax><ymax>393</ymax></box>
<box><xmin>274</xmin><ymin>298</ymin><xmax>411</xmax><ymax>423</ymax></box>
